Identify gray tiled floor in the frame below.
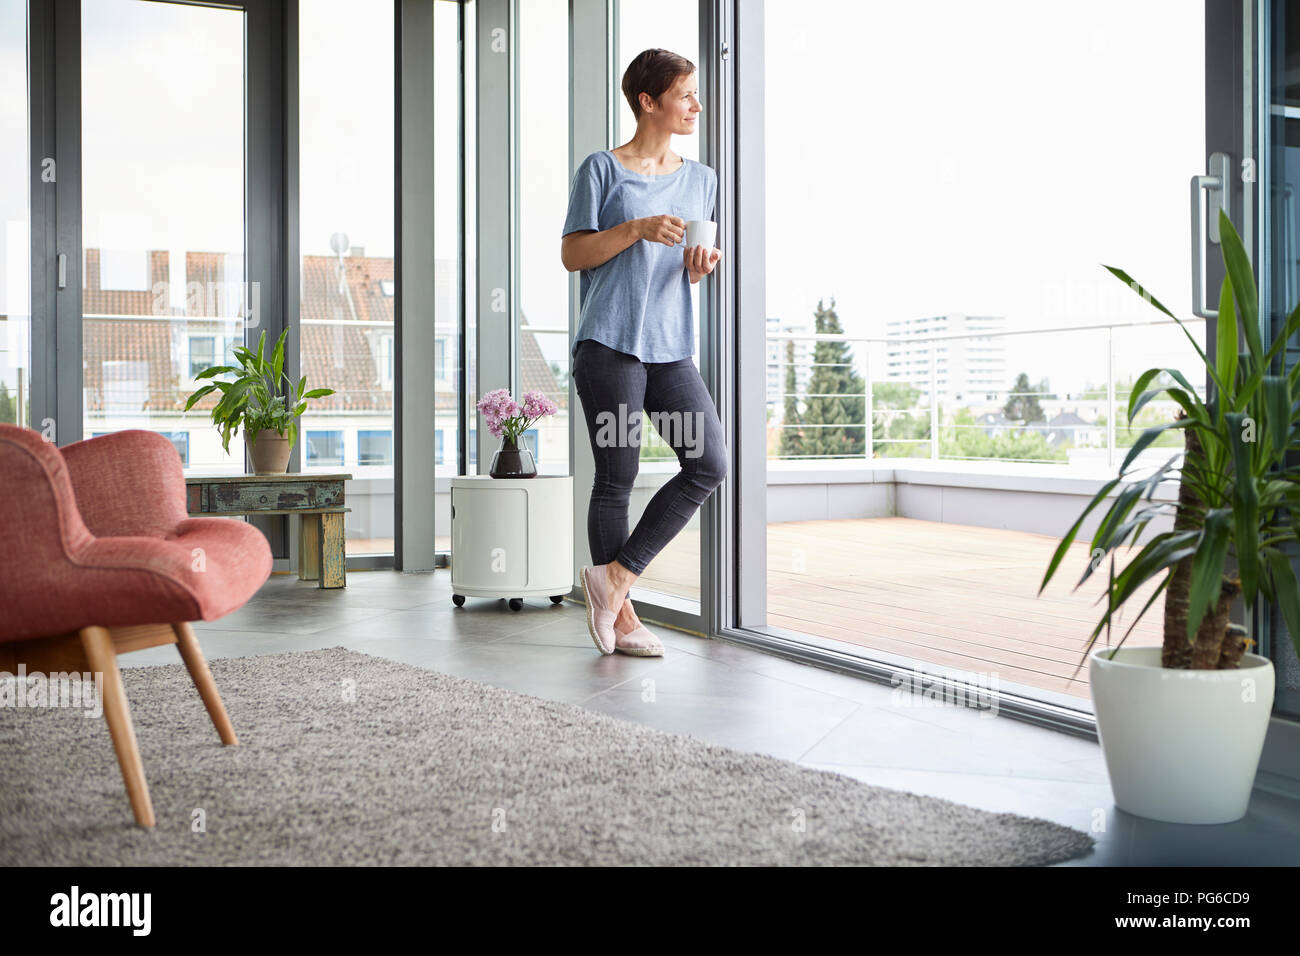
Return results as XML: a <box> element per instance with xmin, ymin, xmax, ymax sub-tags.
<box><xmin>122</xmin><ymin>570</ymin><xmax>1300</xmax><ymax>866</ymax></box>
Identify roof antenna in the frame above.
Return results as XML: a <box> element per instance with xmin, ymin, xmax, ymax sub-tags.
<box><xmin>328</xmin><ymin>232</ymin><xmax>359</xmax><ymax>323</ymax></box>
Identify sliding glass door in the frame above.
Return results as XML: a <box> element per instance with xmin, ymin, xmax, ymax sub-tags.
<box><xmin>517</xmin><ymin>0</ymin><xmax>571</xmax><ymax>478</ymax></box>
<box><xmin>299</xmin><ymin>0</ymin><xmax>396</xmax><ymax>556</ymax></box>
<box><xmin>610</xmin><ymin>0</ymin><xmax>704</xmax><ymax>613</ymax></box>
<box><xmin>1267</xmin><ymin>0</ymin><xmax>1300</xmax><ymax>715</ymax></box>
<box><xmin>727</xmin><ymin>0</ymin><xmax>1261</xmax><ymax>722</ymax></box>
<box><xmin>80</xmin><ymin>0</ymin><xmax>245</xmax><ymax>470</ymax></box>
<box><xmin>561</xmin><ymin>0</ymin><xmax>713</xmax><ymax>629</ymax></box>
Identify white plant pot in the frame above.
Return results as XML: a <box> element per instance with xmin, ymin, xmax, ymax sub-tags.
<box><xmin>1089</xmin><ymin>645</ymin><xmax>1274</xmax><ymax>825</ymax></box>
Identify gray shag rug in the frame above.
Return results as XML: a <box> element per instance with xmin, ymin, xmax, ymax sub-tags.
<box><xmin>0</xmin><ymin>647</ymin><xmax>1094</xmax><ymax>866</ymax></box>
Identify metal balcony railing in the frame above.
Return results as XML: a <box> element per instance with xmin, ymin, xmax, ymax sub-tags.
<box><xmin>767</xmin><ymin>318</ymin><xmax>1207</xmax><ymax>468</ymax></box>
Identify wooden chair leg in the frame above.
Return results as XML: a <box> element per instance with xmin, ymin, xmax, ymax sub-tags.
<box><xmin>78</xmin><ymin>626</ymin><xmax>155</xmax><ymax>828</ymax></box>
<box><xmin>173</xmin><ymin>622</ymin><xmax>238</xmax><ymax>746</ymax></box>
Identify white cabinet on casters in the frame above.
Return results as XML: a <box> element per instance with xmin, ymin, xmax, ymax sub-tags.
<box><xmin>449</xmin><ymin>475</ymin><xmax>574</xmax><ymax>611</ymax></box>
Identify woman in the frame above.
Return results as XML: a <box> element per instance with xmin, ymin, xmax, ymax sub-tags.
<box><xmin>560</xmin><ymin>48</ymin><xmax>724</xmax><ymax>658</ymax></box>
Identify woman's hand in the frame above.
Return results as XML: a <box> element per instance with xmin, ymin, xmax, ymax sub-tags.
<box><xmin>635</xmin><ymin>215</ymin><xmax>686</xmax><ymax>247</ymax></box>
<box><xmin>685</xmin><ymin>244</ymin><xmax>722</xmax><ymax>283</ymax></box>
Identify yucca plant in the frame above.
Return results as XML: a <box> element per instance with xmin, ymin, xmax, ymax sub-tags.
<box><xmin>1042</xmin><ymin>209</ymin><xmax>1300</xmax><ymax>673</ymax></box>
<box><xmin>183</xmin><ymin>328</ymin><xmax>334</xmax><ymax>454</ymax></box>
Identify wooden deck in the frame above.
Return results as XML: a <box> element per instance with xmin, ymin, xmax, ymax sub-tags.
<box><xmin>634</xmin><ymin>517</ymin><xmax>1162</xmax><ymax>701</ymax></box>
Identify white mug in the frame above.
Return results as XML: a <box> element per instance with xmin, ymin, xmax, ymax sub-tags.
<box><xmin>684</xmin><ymin>220</ymin><xmax>717</xmax><ymax>249</ymax></box>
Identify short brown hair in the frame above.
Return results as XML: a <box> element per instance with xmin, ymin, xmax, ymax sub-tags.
<box><xmin>621</xmin><ymin>48</ymin><xmax>696</xmax><ymax>120</ymax></box>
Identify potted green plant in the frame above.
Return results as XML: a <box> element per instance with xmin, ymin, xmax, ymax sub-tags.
<box><xmin>183</xmin><ymin>328</ymin><xmax>335</xmax><ymax>475</ymax></box>
<box><xmin>1041</xmin><ymin>210</ymin><xmax>1299</xmax><ymax>824</ymax></box>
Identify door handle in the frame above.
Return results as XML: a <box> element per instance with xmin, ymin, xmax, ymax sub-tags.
<box><xmin>57</xmin><ymin>253</ymin><xmax>66</xmax><ymax>290</ymax></box>
<box><xmin>1275</xmin><ymin>182</ymin><xmax>1296</xmax><ymax>314</ymax></box>
<box><xmin>1191</xmin><ymin>151</ymin><xmax>1231</xmax><ymax>318</ymax></box>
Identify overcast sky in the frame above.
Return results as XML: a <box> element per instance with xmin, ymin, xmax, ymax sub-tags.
<box><xmin>3</xmin><ymin>0</ymin><xmax>1208</xmax><ymax>403</ymax></box>
<box><xmin>760</xmin><ymin>0</ymin><xmax>1205</xmax><ymax>394</ymax></box>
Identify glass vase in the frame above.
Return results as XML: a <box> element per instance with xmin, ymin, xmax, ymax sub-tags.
<box><xmin>489</xmin><ymin>435</ymin><xmax>537</xmax><ymax>478</ymax></box>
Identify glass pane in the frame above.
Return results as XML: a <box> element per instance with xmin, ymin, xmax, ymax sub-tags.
<box><xmin>463</xmin><ymin>0</ymin><xmax>478</xmax><ymax>475</ymax></box>
<box><xmin>763</xmin><ymin>0</ymin><xmax>1205</xmax><ymax>708</ymax></box>
<box><xmin>0</xmin><ymin>0</ymin><xmax>28</xmax><ymax>430</ymax></box>
<box><xmin>1268</xmin><ymin>0</ymin><xmax>1300</xmax><ymax>714</ymax></box>
<box><xmin>81</xmin><ymin>0</ymin><xmax>245</xmax><ymax>469</ymax></box>
<box><xmin>614</xmin><ymin>0</ymin><xmax>702</xmax><ymax>608</ymax></box>
<box><xmin>436</xmin><ymin>0</ymin><xmax>463</xmax><ymax>554</ymax></box>
<box><xmin>299</xmin><ymin>0</ymin><xmax>395</xmax><ymax>556</ymax></box>
<box><xmin>519</xmin><ymin>0</ymin><xmax>569</xmax><ymax>476</ymax></box>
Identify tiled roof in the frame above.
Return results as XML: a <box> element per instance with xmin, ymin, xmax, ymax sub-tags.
<box><xmin>82</xmin><ymin>248</ymin><xmax>170</xmax><ymax>318</ymax></box>
<box><xmin>84</xmin><ymin>316</ymin><xmax>196</xmax><ymax>413</ymax></box>
<box><xmin>519</xmin><ymin>320</ymin><xmax>567</xmax><ymax>408</ymax></box>
<box><xmin>80</xmin><ymin>249</ymin><xmax>567</xmax><ymax>415</ymax></box>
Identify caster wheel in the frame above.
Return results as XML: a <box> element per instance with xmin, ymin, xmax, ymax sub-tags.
<box><xmin>550</xmin><ymin>595</ymin><xmax>564</xmax><ymax>605</ymax></box>
<box><xmin>452</xmin><ymin>594</ymin><xmax>465</xmax><ymax>607</ymax></box>
<box><xmin>509</xmin><ymin>598</ymin><xmax>523</xmax><ymax>612</ymax></box>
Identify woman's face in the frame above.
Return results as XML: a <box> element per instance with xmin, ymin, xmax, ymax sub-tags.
<box><xmin>643</xmin><ymin>71</ymin><xmax>700</xmax><ymax>134</ymax></box>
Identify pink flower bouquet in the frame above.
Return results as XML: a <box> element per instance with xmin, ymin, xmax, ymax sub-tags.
<box><xmin>476</xmin><ymin>388</ymin><xmax>559</xmax><ymax>446</ymax></box>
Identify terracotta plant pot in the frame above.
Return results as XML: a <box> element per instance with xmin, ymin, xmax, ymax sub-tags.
<box><xmin>249</xmin><ymin>428</ymin><xmax>292</xmax><ymax>475</ymax></box>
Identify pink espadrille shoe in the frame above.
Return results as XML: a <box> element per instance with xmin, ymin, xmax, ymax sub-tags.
<box><xmin>614</xmin><ymin>622</ymin><xmax>665</xmax><ymax>657</ymax></box>
<box><xmin>579</xmin><ymin>564</ymin><xmax>618</xmax><ymax>655</ymax></box>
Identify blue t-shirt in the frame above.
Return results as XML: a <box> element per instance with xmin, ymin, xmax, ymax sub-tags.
<box><xmin>562</xmin><ymin>149</ymin><xmax>717</xmax><ymax>363</ymax></box>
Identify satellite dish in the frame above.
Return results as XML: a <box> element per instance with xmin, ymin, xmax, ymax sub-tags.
<box><xmin>329</xmin><ymin>232</ymin><xmax>350</xmax><ymax>256</ymax></box>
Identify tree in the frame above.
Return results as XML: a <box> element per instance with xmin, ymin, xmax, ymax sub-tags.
<box><xmin>0</xmin><ymin>381</ymin><xmax>15</xmax><ymax>425</ymax></box>
<box><xmin>942</xmin><ymin>407</ymin><xmax>1066</xmax><ymax>462</ymax></box>
<box><xmin>778</xmin><ymin>338</ymin><xmax>807</xmax><ymax>459</ymax></box>
<box><xmin>872</xmin><ymin>381</ymin><xmax>929</xmax><ymax>457</ymax></box>
<box><xmin>548</xmin><ymin>360</ymin><xmax>569</xmax><ymax>393</ymax></box>
<box><xmin>1003</xmin><ymin>372</ymin><xmax>1049</xmax><ymax>423</ymax></box>
<box><xmin>797</xmin><ymin>297</ymin><xmax>866</xmax><ymax>459</ymax></box>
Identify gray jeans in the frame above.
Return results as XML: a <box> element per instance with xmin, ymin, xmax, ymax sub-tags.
<box><xmin>572</xmin><ymin>338</ymin><xmax>727</xmax><ymax>576</ymax></box>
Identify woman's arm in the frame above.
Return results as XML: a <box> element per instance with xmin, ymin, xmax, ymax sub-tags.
<box><xmin>561</xmin><ymin>215</ymin><xmax>686</xmax><ymax>272</ymax></box>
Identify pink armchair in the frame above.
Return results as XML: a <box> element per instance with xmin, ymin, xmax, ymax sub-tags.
<box><xmin>0</xmin><ymin>425</ymin><xmax>272</xmax><ymax>826</ymax></box>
